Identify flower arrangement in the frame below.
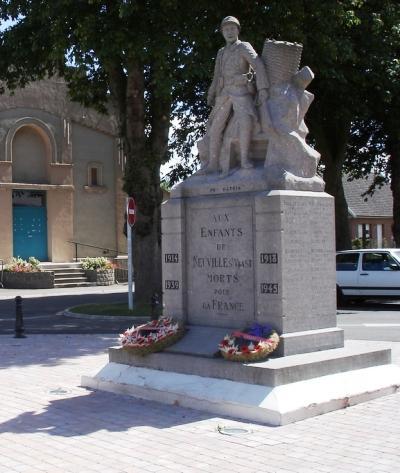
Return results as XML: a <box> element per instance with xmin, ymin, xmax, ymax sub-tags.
<box><xmin>218</xmin><ymin>323</ymin><xmax>279</xmax><ymax>362</ymax></box>
<box><xmin>5</xmin><ymin>257</ymin><xmax>42</xmax><ymax>272</ymax></box>
<box><xmin>119</xmin><ymin>317</ymin><xmax>184</xmax><ymax>356</ymax></box>
<box><xmin>81</xmin><ymin>257</ymin><xmax>114</xmax><ymax>271</ymax></box>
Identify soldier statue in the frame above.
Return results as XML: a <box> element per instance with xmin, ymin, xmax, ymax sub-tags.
<box><xmin>199</xmin><ymin>16</ymin><xmax>269</xmax><ymax>174</ymax></box>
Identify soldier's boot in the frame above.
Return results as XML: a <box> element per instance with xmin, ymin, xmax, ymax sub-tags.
<box><xmin>241</xmin><ymin>154</ymin><xmax>254</xmax><ymax>169</ymax></box>
<box><xmin>205</xmin><ymin>153</ymin><xmax>219</xmax><ymax>173</ymax></box>
<box><xmin>205</xmin><ymin>138</ymin><xmax>220</xmax><ymax>173</ymax></box>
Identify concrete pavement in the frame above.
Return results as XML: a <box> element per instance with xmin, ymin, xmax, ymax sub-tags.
<box><xmin>1</xmin><ymin>333</ymin><xmax>400</xmax><ymax>473</ymax></box>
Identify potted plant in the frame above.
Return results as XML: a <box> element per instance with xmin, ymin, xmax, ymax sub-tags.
<box><xmin>3</xmin><ymin>257</ymin><xmax>54</xmax><ymax>289</ymax></box>
<box><xmin>81</xmin><ymin>257</ymin><xmax>115</xmax><ymax>286</ymax></box>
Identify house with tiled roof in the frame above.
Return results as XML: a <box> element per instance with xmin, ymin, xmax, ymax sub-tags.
<box><xmin>343</xmin><ymin>175</ymin><xmax>394</xmax><ymax>248</ymax></box>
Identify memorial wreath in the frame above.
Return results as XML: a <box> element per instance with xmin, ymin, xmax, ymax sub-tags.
<box><xmin>218</xmin><ymin>323</ymin><xmax>279</xmax><ymax>362</ymax></box>
<box><xmin>119</xmin><ymin>317</ymin><xmax>184</xmax><ymax>356</ymax></box>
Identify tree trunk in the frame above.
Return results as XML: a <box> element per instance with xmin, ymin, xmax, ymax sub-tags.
<box><xmin>323</xmin><ymin>159</ymin><xmax>352</xmax><ymax>250</ymax></box>
<box><xmin>386</xmin><ymin>131</ymin><xmax>400</xmax><ymax>247</ymax></box>
<box><xmin>121</xmin><ymin>61</ymin><xmax>172</xmax><ymax>306</ymax></box>
<box><xmin>133</xmin><ymin>194</ymin><xmax>162</xmax><ymax>305</ymax></box>
<box><xmin>122</xmin><ymin>60</ymin><xmax>163</xmax><ymax>305</ymax></box>
<box><xmin>310</xmin><ymin>115</ymin><xmax>352</xmax><ymax>250</ymax></box>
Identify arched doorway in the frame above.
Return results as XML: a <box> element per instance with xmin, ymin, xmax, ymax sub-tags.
<box><xmin>12</xmin><ymin>125</ymin><xmax>49</xmax><ymax>183</ymax></box>
<box><xmin>10</xmin><ymin>123</ymin><xmax>52</xmax><ymax>261</ymax></box>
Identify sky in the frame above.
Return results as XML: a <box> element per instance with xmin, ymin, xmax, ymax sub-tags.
<box><xmin>0</xmin><ymin>18</ymin><xmax>15</xmax><ymax>31</ymax></box>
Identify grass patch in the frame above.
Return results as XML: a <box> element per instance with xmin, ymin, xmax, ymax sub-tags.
<box><xmin>69</xmin><ymin>302</ymin><xmax>160</xmax><ymax>317</ymax></box>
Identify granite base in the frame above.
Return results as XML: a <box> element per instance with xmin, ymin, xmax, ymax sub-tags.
<box><xmin>81</xmin><ymin>333</ymin><xmax>400</xmax><ymax>426</ymax></box>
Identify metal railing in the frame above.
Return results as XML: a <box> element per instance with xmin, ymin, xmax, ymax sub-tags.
<box><xmin>67</xmin><ymin>241</ymin><xmax>127</xmax><ymax>262</ymax></box>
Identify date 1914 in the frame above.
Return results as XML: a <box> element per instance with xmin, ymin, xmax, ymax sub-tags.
<box><xmin>165</xmin><ymin>253</ymin><xmax>179</xmax><ymax>263</ymax></box>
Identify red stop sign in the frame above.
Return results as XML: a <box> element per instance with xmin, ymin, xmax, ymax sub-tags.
<box><xmin>127</xmin><ymin>197</ymin><xmax>136</xmax><ymax>227</ymax></box>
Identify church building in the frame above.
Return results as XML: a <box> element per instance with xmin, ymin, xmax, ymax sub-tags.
<box><xmin>0</xmin><ymin>79</ymin><xmax>126</xmax><ymax>262</ymax></box>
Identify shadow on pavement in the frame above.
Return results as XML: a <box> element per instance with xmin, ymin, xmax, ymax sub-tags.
<box><xmin>0</xmin><ymin>334</ymin><xmax>118</xmax><ymax>369</ymax></box>
<box><xmin>0</xmin><ymin>390</ymin><xmax>210</xmax><ymax>435</ymax></box>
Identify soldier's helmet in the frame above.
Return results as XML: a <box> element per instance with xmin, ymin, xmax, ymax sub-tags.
<box><xmin>220</xmin><ymin>16</ymin><xmax>240</xmax><ymax>31</ymax></box>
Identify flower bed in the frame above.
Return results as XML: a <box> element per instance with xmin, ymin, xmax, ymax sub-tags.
<box><xmin>81</xmin><ymin>257</ymin><xmax>115</xmax><ymax>286</ymax></box>
<box><xmin>218</xmin><ymin>323</ymin><xmax>279</xmax><ymax>362</ymax></box>
<box><xmin>2</xmin><ymin>257</ymin><xmax>54</xmax><ymax>289</ymax></box>
<box><xmin>85</xmin><ymin>269</ymin><xmax>115</xmax><ymax>286</ymax></box>
<box><xmin>119</xmin><ymin>317</ymin><xmax>184</xmax><ymax>356</ymax></box>
<box><xmin>2</xmin><ymin>270</ymin><xmax>54</xmax><ymax>289</ymax></box>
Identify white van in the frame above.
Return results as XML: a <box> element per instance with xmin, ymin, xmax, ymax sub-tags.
<box><xmin>336</xmin><ymin>249</ymin><xmax>400</xmax><ymax>303</ymax></box>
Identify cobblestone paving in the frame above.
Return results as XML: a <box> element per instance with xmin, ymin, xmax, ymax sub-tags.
<box><xmin>1</xmin><ymin>335</ymin><xmax>400</xmax><ymax>473</ymax></box>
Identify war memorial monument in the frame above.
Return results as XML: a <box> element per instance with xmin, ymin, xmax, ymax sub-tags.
<box><xmin>83</xmin><ymin>17</ymin><xmax>400</xmax><ymax>425</ymax></box>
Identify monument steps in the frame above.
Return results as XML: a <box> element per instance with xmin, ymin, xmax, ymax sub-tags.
<box><xmin>82</xmin><ymin>340</ymin><xmax>400</xmax><ymax>426</ymax></box>
<box><xmin>106</xmin><ymin>339</ymin><xmax>392</xmax><ymax>388</ymax></box>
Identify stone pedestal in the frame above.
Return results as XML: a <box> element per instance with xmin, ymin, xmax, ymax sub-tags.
<box><xmin>82</xmin><ymin>336</ymin><xmax>400</xmax><ymax>426</ymax></box>
<box><xmin>162</xmin><ymin>171</ymin><xmax>343</xmax><ymax>356</ymax></box>
<box><xmin>81</xmin><ymin>169</ymin><xmax>400</xmax><ymax>426</ymax></box>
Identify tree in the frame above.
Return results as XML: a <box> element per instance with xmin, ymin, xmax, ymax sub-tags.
<box><xmin>342</xmin><ymin>1</ymin><xmax>400</xmax><ymax>246</ymax></box>
<box><xmin>168</xmin><ymin>1</ymin><xmax>400</xmax><ymax>250</ymax></box>
<box><xmin>263</xmin><ymin>1</ymin><xmax>400</xmax><ymax>249</ymax></box>
<box><xmin>0</xmin><ymin>0</ymin><xmax>218</xmax><ymax>304</ymax></box>
<box><xmin>1</xmin><ymin>1</ymin><xmax>398</xmax><ymax>301</ymax></box>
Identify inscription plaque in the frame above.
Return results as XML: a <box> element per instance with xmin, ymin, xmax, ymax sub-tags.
<box><xmin>165</xmin><ymin>280</ymin><xmax>179</xmax><ymax>290</ymax></box>
<box><xmin>260</xmin><ymin>283</ymin><xmax>279</xmax><ymax>294</ymax></box>
<box><xmin>187</xmin><ymin>205</ymin><xmax>254</xmax><ymax>326</ymax></box>
<box><xmin>260</xmin><ymin>253</ymin><xmax>278</xmax><ymax>264</ymax></box>
<box><xmin>165</xmin><ymin>253</ymin><xmax>179</xmax><ymax>263</ymax></box>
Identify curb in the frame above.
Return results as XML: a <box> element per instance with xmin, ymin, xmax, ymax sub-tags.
<box><xmin>60</xmin><ymin>308</ymin><xmax>150</xmax><ymax>323</ymax></box>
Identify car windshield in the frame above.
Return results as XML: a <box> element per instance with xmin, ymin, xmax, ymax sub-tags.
<box><xmin>392</xmin><ymin>250</ymin><xmax>400</xmax><ymax>264</ymax></box>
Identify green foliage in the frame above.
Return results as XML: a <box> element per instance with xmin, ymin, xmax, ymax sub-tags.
<box><xmin>81</xmin><ymin>257</ymin><xmax>113</xmax><ymax>271</ymax></box>
<box><xmin>1</xmin><ymin>1</ymin><xmax>399</xmax><ymax>268</ymax></box>
<box><xmin>352</xmin><ymin>238</ymin><xmax>363</xmax><ymax>250</ymax></box>
<box><xmin>69</xmin><ymin>302</ymin><xmax>160</xmax><ymax>317</ymax></box>
<box><xmin>5</xmin><ymin>257</ymin><xmax>42</xmax><ymax>272</ymax></box>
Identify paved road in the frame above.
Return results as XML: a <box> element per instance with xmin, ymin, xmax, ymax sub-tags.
<box><xmin>0</xmin><ymin>285</ymin><xmax>137</xmax><ymax>335</ymax></box>
<box><xmin>1</xmin><ymin>285</ymin><xmax>400</xmax><ymax>341</ymax></box>
<box><xmin>338</xmin><ymin>300</ymin><xmax>400</xmax><ymax>342</ymax></box>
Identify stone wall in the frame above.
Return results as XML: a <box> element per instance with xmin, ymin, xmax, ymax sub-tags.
<box><xmin>72</xmin><ymin>123</ymin><xmax>118</xmax><ymax>257</ymax></box>
<box><xmin>3</xmin><ymin>271</ymin><xmax>54</xmax><ymax>289</ymax></box>
<box><xmin>85</xmin><ymin>269</ymin><xmax>115</xmax><ymax>286</ymax></box>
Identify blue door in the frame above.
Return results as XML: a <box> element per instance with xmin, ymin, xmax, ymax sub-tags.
<box><xmin>13</xmin><ymin>206</ymin><xmax>48</xmax><ymax>261</ymax></box>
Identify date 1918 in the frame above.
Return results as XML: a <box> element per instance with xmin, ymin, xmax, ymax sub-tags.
<box><xmin>260</xmin><ymin>253</ymin><xmax>278</xmax><ymax>264</ymax></box>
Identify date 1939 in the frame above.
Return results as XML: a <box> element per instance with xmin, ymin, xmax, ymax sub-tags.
<box><xmin>165</xmin><ymin>280</ymin><xmax>180</xmax><ymax>290</ymax></box>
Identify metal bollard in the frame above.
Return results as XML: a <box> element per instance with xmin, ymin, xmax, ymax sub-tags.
<box><xmin>14</xmin><ymin>296</ymin><xmax>26</xmax><ymax>338</ymax></box>
<box><xmin>150</xmin><ymin>292</ymin><xmax>160</xmax><ymax>321</ymax></box>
